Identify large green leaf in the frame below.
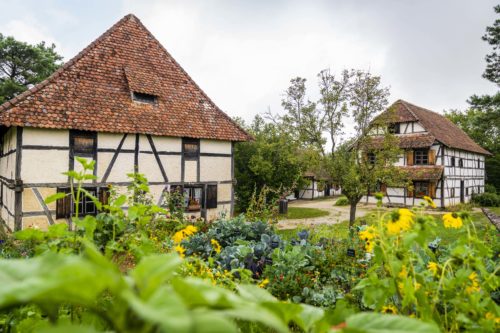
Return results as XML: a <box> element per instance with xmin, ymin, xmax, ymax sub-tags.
<box><xmin>344</xmin><ymin>312</ymin><xmax>440</xmax><ymax>333</ymax></box>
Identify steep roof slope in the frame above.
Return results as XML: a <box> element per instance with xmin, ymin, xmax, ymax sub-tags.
<box><xmin>0</xmin><ymin>14</ymin><xmax>251</xmax><ymax>141</ymax></box>
<box><xmin>377</xmin><ymin>100</ymin><xmax>491</xmax><ymax>155</ymax></box>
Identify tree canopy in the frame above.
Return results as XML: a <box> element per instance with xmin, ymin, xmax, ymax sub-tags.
<box><xmin>0</xmin><ymin>34</ymin><xmax>63</xmax><ymax>104</ymax></box>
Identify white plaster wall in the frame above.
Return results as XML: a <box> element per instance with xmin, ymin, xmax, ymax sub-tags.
<box><xmin>200</xmin><ymin>140</ymin><xmax>231</xmax><ymax>154</ymax></box>
<box><xmin>184</xmin><ymin>160</ymin><xmax>197</xmax><ymax>182</ymax></box>
<box><xmin>160</xmin><ymin>155</ymin><xmax>181</xmax><ymax>182</ymax></box>
<box><xmin>0</xmin><ymin>127</ymin><xmax>17</xmax><ymax>181</ymax></box>
<box><xmin>22</xmin><ymin>150</ymin><xmax>69</xmax><ymax>183</ymax></box>
<box><xmin>413</xmin><ymin>122</ymin><xmax>426</xmax><ymax>133</ymax></box>
<box><xmin>200</xmin><ymin>157</ymin><xmax>231</xmax><ymax>182</ymax></box>
<box><xmin>218</xmin><ymin>183</ymin><xmax>232</xmax><ymax>202</ymax></box>
<box><xmin>139</xmin><ymin>153</ymin><xmax>164</xmax><ymax>182</ymax></box>
<box><xmin>104</xmin><ymin>153</ymin><xmax>135</xmax><ymax>182</ymax></box>
<box><xmin>23</xmin><ymin>128</ymin><xmax>68</xmax><ymax>146</ymax></box>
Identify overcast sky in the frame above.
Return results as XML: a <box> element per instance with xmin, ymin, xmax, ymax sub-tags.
<box><xmin>1</xmin><ymin>0</ymin><xmax>498</xmax><ymax>137</ymax></box>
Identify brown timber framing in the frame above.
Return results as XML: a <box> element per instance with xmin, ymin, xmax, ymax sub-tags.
<box><xmin>14</xmin><ymin>127</ymin><xmax>23</xmax><ymax>231</ymax></box>
<box><xmin>146</xmin><ymin>134</ymin><xmax>168</xmax><ymax>182</ymax></box>
<box><xmin>101</xmin><ymin>134</ymin><xmax>128</xmax><ymax>183</ymax></box>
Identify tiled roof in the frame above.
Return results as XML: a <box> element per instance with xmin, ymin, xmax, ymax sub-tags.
<box><xmin>399</xmin><ymin>166</ymin><xmax>444</xmax><ymax>181</ymax></box>
<box><xmin>377</xmin><ymin>100</ymin><xmax>491</xmax><ymax>155</ymax></box>
<box><xmin>368</xmin><ymin>133</ymin><xmax>437</xmax><ymax>149</ymax></box>
<box><xmin>0</xmin><ymin>14</ymin><xmax>251</xmax><ymax>142</ymax></box>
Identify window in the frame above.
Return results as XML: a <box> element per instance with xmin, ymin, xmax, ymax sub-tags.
<box><xmin>413</xmin><ymin>181</ymin><xmax>429</xmax><ymax>197</ymax></box>
<box><xmin>206</xmin><ymin>184</ymin><xmax>218</xmax><ymax>209</ymax></box>
<box><xmin>184</xmin><ymin>186</ymin><xmax>203</xmax><ymax>211</ymax></box>
<box><xmin>466</xmin><ymin>187</ymin><xmax>469</xmax><ymax>196</ymax></box>
<box><xmin>183</xmin><ymin>138</ymin><xmax>199</xmax><ymax>160</ymax></box>
<box><xmin>414</xmin><ymin>149</ymin><xmax>429</xmax><ymax>165</ymax></box>
<box><xmin>132</xmin><ymin>92</ymin><xmax>157</xmax><ymax>104</ymax></box>
<box><xmin>451</xmin><ymin>157</ymin><xmax>455</xmax><ymax>167</ymax></box>
<box><xmin>56</xmin><ymin>187</ymin><xmax>100</xmax><ymax>218</ymax></box>
<box><xmin>477</xmin><ymin>186</ymin><xmax>481</xmax><ymax>193</ymax></box>
<box><xmin>70</xmin><ymin>130</ymin><xmax>96</xmax><ymax>158</ymax></box>
<box><xmin>477</xmin><ymin>158</ymin><xmax>481</xmax><ymax>168</ymax></box>
<box><xmin>367</xmin><ymin>152</ymin><xmax>376</xmax><ymax>164</ymax></box>
<box><xmin>388</xmin><ymin>123</ymin><xmax>400</xmax><ymax>134</ymax></box>
<box><xmin>450</xmin><ymin>188</ymin><xmax>455</xmax><ymax>198</ymax></box>
<box><xmin>459</xmin><ymin>158</ymin><xmax>464</xmax><ymax>168</ymax></box>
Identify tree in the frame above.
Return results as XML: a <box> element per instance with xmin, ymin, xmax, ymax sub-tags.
<box><xmin>234</xmin><ymin>115</ymin><xmax>306</xmax><ymax>212</ymax></box>
<box><xmin>317</xmin><ymin>69</ymin><xmax>351</xmax><ymax>155</ymax></box>
<box><xmin>482</xmin><ymin>5</ymin><xmax>500</xmax><ymax>85</ymax></box>
<box><xmin>349</xmin><ymin>70</ymin><xmax>390</xmax><ymax>138</ymax></box>
<box><xmin>446</xmin><ymin>5</ymin><xmax>500</xmax><ymax>190</ymax></box>
<box><xmin>279</xmin><ymin>77</ymin><xmax>325</xmax><ymax>153</ymax></box>
<box><xmin>0</xmin><ymin>34</ymin><xmax>63</xmax><ymax>103</ymax></box>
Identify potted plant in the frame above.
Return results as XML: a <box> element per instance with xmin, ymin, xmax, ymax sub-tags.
<box><xmin>187</xmin><ymin>198</ymin><xmax>201</xmax><ymax>211</ymax></box>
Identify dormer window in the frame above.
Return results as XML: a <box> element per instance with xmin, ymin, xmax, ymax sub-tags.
<box><xmin>388</xmin><ymin>123</ymin><xmax>400</xmax><ymax>134</ymax></box>
<box><xmin>132</xmin><ymin>92</ymin><xmax>157</xmax><ymax>104</ymax></box>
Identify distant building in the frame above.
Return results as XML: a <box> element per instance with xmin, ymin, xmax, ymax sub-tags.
<box><xmin>0</xmin><ymin>14</ymin><xmax>251</xmax><ymax>231</ymax></box>
<box><xmin>364</xmin><ymin>100</ymin><xmax>491</xmax><ymax>208</ymax></box>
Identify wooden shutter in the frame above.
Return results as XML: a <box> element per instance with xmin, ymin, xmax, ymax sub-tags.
<box><xmin>206</xmin><ymin>185</ymin><xmax>218</xmax><ymax>209</ymax></box>
<box><xmin>428</xmin><ymin>150</ymin><xmax>436</xmax><ymax>165</ymax></box>
<box><xmin>429</xmin><ymin>183</ymin><xmax>436</xmax><ymax>198</ymax></box>
<box><xmin>98</xmin><ymin>187</ymin><xmax>110</xmax><ymax>211</ymax></box>
<box><xmin>406</xmin><ymin>150</ymin><xmax>414</xmax><ymax>166</ymax></box>
<box><xmin>381</xmin><ymin>183</ymin><xmax>387</xmax><ymax>194</ymax></box>
<box><xmin>56</xmin><ymin>188</ymin><xmax>71</xmax><ymax>219</ymax></box>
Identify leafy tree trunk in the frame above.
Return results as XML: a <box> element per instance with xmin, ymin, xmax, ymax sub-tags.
<box><xmin>349</xmin><ymin>201</ymin><xmax>357</xmax><ymax>228</ymax></box>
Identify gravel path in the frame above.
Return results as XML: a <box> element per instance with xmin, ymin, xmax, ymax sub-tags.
<box><xmin>277</xmin><ymin>197</ymin><xmax>375</xmax><ymax>230</ymax></box>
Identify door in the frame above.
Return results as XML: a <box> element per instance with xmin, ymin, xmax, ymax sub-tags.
<box><xmin>460</xmin><ymin>181</ymin><xmax>465</xmax><ymax>203</ymax></box>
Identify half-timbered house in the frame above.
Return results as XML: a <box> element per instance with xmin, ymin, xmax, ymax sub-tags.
<box><xmin>0</xmin><ymin>14</ymin><xmax>251</xmax><ymax>231</ymax></box>
<box><xmin>364</xmin><ymin>100</ymin><xmax>491</xmax><ymax>208</ymax></box>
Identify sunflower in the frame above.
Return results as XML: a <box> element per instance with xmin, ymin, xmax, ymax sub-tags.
<box><xmin>465</xmin><ymin>271</ymin><xmax>481</xmax><ymax>294</ymax></box>
<box><xmin>211</xmin><ymin>239</ymin><xmax>222</xmax><ymax>254</ymax></box>
<box><xmin>175</xmin><ymin>245</ymin><xmax>186</xmax><ymax>258</ymax></box>
<box><xmin>423</xmin><ymin>196</ymin><xmax>437</xmax><ymax>208</ymax></box>
<box><xmin>442</xmin><ymin>213</ymin><xmax>463</xmax><ymax>229</ymax></box>
<box><xmin>386</xmin><ymin>209</ymin><xmax>414</xmax><ymax>235</ymax></box>
<box><xmin>382</xmin><ymin>305</ymin><xmax>398</xmax><ymax>314</ymax></box>
<box><xmin>259</xmin><ymin>278</ymin><xmax>270</xmax><ymax>288</ymax></box>
<box><xmin>427</xmin><ymin>262</ymin><xmax>439</xmax><ymax>276</ymax></box>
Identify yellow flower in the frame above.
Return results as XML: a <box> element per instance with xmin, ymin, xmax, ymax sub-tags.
<box><xmin>465</xmin><ymin>271</ymin><xmax>481</xmax><ymax>294</ymax></box>
<box><xmin>183</xmin><ymin>225</ymin><xmax>198</xmax><ymax>236</ymax></box>
<box><xmin>382</xmin><ymin>305</ymin><xmax>398</xmax><ymax>314</ymax></box>
<box><xmin>398</xmin><ymin>266</ymin><xmax>408</xmax><ymax>279</ymax></box>
<box><xmin>358</xmin><ymin>226</ymin><xmax>377</xmax><ymax>241</ymax></box>
<box><xmin>423</xmin><ymin>196</ymin><xmax>437</xmax><ymax>208</ymax></box>
<box><xmin>387</xmin><ymin>209</ymin><xmax>414</xmax><ymax>235</ymax></box>
<box><xmin>364</xmin><ymin>240</ymin><xmax>374</xmax><ymax>252</ymax></box>
<box><xmin>172</xmin><ymin>225</ymin><xmax>199</xmax><ymax>244</ymax></box>
<box><xmin>427</xmin><ymin>262</ymin><xmax>439</xmax><ymax>276</ymax></box>
<box><xmin>259</xmin><ymin>278</ymin><xmax>270</xmax><ymax>288</ymax></box>
<box><xmin>175</xmin><ymin>245</ymin><xmax>186</xmax><ymax>258</ymax></box>
<box><xmin>485</xmin><ymin>312</ymin><xmax>500</xmax><ymax>324</ymax></box>
<box><xmin>442</xmin><ymin>213</ymin><xmax>463</xmax><ymax>229</ymax></box>
<box><xmin>211</xmin><ymin>239</ymin><xmax>222</xmax><ymax>254</ymax></box>
<box><xmin>172</xmin><ymin>230</ymin><xmax>185</xmax><ymax>244</ymax></box>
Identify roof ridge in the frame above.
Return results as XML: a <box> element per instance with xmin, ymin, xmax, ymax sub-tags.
<box><xmin>398</xmin><ymin>100</ymin><xmax>420</xmax><ymax>121</ymax></box>
<box><xmin>0</xmin><ymin>14</ymin><xmax>134</xmax><ymax>113</ymax></box>
<box><xmin>131</xmin><ymin>17</ymin><xmax>252</xmax><ymax>140</ymax></box>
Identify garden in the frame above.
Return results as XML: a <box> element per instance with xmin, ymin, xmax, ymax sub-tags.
<box><xmin>0</xmin><ymin>159</ymin><xmax>498</xmax><ymax>333</ymax></box>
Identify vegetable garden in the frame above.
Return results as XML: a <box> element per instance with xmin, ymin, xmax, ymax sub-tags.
<box><xmin>0</xmin><ymin>159</ymin><xmax>498</xmax><ymax>332</ymax></box>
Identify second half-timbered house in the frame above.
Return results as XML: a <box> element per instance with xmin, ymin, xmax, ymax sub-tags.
<box><xmin>364</xmin><ymin>100</ymin><xmax>491</xmax><ymax>208</ymax></box>
<box><xmin>0</xmin><ymin>14</ymin><xmax>251</xmax><ymax>231</ymax></box>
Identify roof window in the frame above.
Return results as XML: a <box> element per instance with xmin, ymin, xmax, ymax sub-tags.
<box><xmin>132</xmin><ymin>92</ymin><xmax>157</xmax><ymax>104</ymax></box>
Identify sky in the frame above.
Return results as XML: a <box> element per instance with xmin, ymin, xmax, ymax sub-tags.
<box><xmin>0</xmin><ymin>0</ymin><xmax>498</xmax><ymax>140</ymax></box>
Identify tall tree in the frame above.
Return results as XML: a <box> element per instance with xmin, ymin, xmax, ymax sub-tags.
<box><xmin>349</xmin><ymin>70</ymin><xmax>390</xmax><ymax>139</ymax></box>
<box><xmin>280</xmin><ymin>77</ymin><xmax>325</xmax><ymax>153</ymax></box>
<box><xmin>233</xmin><ymin>115</ymin><xmax>306</xmax><ymax>212</ymax></box>
<box><xmin>317</xmin><ymin>69</ymin><xmax>351</xmax><ymax>155</ymax></box>
<box><xmin>0</xmin><ymin>34</ymin><xmax>63</xmax><ymax>104</ymax></box>
<box><xmin>482</xmin><ymin>4</ymin><xmax>500</xmax><ymax>86</ymax></box>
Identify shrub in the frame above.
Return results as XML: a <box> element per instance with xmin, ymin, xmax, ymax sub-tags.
<box><xmin>335</xmin><ymin>196</ymin><xmax>349</xmax><ymax>206</ymax></box>
<box><xmin>472</xmin><ymin>192</ymin><xmax>500</xmax><ymax>207</ymax></box>
<box><xmin>485</xmin><ymin>184</ymin><xmax>497</xmax><ymax>194</ymax></box>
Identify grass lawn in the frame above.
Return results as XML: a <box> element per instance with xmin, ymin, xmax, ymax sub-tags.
<box><xmin>486</xmin><ymin>206</ymin><xmax>500</xmax><ymax>215</ymax></box>
<box><xmin>279</xmin><ymin>207</ymin><xmax>329</xmax><ymax>220</ymax></box>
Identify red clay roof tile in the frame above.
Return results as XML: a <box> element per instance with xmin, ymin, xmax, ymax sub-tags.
<box><xmin>0</xmin><ymin>14</ymin><xmax>251</xmax><ymax>142</ymax></box>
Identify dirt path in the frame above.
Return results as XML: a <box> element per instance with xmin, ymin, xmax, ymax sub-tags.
<box><xmin>277</xmin><ymin>197</ymin><xmax>375</xmax><ymax>230</ymax></box>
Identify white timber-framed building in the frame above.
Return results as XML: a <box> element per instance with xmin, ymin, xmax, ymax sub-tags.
<box><xmin>364</xmin><ymin>100</ymin><xmax>491</xmax><ymax>208</ymax></box>
<box><xmin>0</xmin><ymin>14</ymin><xmax>251</xmax><ymax>231</ymax></box>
